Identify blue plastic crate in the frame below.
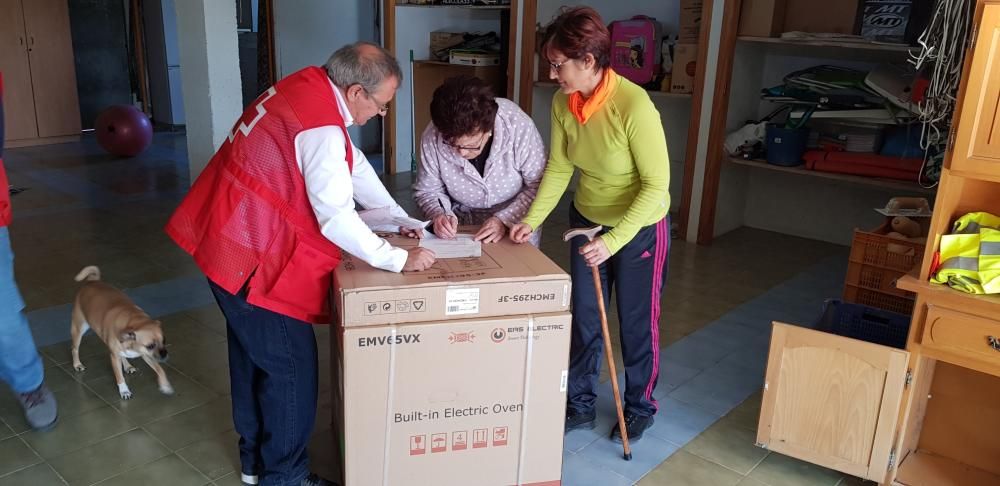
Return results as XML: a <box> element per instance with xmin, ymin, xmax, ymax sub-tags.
<box><xmin>815</xmin><ymin>299</ymin><xmax>910</xmax><ymax>349</ymax></box>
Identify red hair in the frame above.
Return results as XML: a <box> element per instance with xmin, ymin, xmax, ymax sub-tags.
<box><xmin>540</xmin><ymin>6</ymin><xmax>611</xmax><ymax>69</ymax></box>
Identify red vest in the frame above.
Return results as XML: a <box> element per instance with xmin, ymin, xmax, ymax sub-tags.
<box><xmin>1</xmin><ymin>73</ymin><xmax>11</xmax><ymax>227</ymax></box>
<box><xmin>165</xmin><ymin>67</ymin><xmax>354</xmax><ymax>324</ymax></box>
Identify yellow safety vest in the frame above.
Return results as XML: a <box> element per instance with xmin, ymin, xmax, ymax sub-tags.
<box><xmin>932</xmin><ymin>212</ymin><xmax>1000</xmax><ymax>294</ymax></box>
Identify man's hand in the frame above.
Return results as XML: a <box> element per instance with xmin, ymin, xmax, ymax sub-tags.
<box><xmin>401</xmin><ymin>227</ymin><xmax>424</xmax><ymax>239</ymax></box>
<box><xmin>579</xmin><ymin>236</ymin><xmax>611</xmax><ymax>267</ymax></box>
<box><xmin>509</xmin><ymin>222</ymin><xmax>533</xmax><ymax>244</ymax></box>
<box><xmin>433</xmin><ymin>214</ymin><xmax>458</xmax><ymax>239</ymax></box>
<box><xmin>403</xmin><ymin>247</ymin><xmax>436</xmax><ymax>272</ymax></box>
<box><xmin>474</xmin><ymin>217</ymin><xmax>506</xmax><ymax>244</ymax></box>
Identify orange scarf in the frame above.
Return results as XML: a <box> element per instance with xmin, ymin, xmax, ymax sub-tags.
<box><xmin>568</xmin><ymin>68</ymin><xmax>617</xmax><ymax>125</ymax></box>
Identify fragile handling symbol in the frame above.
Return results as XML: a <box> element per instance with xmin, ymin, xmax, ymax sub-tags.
<box><xmin>410</xmin><ymin>435</ymin><xmax>426</xmax><ymax>456</ymax></box>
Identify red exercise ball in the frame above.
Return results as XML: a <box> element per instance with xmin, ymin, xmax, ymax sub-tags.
<box><xmin>94</xmin><ymin>105</ymin><xmax>153</xmax><ymax>157</ymax></box>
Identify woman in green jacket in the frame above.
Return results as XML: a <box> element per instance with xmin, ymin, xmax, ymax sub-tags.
<box><xmin>510</xmin><ymin>6</ymin><xmax>671</xmax><ymax>445</ymax></box>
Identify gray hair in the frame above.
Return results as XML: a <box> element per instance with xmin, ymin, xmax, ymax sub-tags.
<box><xmin>325</xmin><ymin>42</ymin><xmax>402</xmax><ymax>92</ymax></box>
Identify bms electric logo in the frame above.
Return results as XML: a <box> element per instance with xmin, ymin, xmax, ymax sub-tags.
<box><xmin>491</xmin><ymin>328</ymin><xmax>506</xmax><ymax>343</ymax></box>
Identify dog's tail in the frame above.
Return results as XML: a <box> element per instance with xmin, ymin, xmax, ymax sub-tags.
<box><xmin>74</xmin><ymin>266</ymin><xmax>101</xmax><ymax>282</ymax></box>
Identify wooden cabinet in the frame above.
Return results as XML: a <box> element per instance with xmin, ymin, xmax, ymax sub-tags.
<box><xmin>757</xmin><ymin>323</ymin><xmax>909</xmax><ymax>482</ymax></box>
<box><xmin>0</xmin><ymin>0</ymin><xmax>81</xmax><ymax>147</ymax></box>
<box><xmin>949</xmin><ymin>2</ymin><xmax>1000</xmax><ymax>180</ymax></box>
<box><xmin>757</xmin><ymin>4</ymin><xmax>1000</xmax><ymax>485</ymax></box>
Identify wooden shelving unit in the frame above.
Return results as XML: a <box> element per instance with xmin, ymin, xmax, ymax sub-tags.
<box><xmin>755</xmin><ymin>3</ymin><xmax>1000</xmax><ymax>485</ymax></box>
<box><xmin>533</xmin><ymin>81</ymin><xmax>693</xmax><ymax>100</ymax></box>
<box><xmin>396</xmin><ymin>3</ymin><xmax>511</xmax><ymax>9</ymax></box>
<box><xmin>728</xmin><ymin>157</ymin><xmax>936</xmax><ymax>195</ymax></box>
<box><xmin>736</xmin><ymin>35</ymin><xmax>913</xmax><ymax>53</ymax></box>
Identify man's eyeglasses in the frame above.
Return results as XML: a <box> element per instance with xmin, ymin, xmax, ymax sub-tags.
<box><xmin>362</xmin><ymin>87</ymin><xmax>389</xmax><ymax>115</ymax></box>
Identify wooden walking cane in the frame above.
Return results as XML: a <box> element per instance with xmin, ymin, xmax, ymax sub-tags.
<box><xmin>563</xmin><ymin>226</ymin><xmax>632</xmax><ymax>461</ymax></box>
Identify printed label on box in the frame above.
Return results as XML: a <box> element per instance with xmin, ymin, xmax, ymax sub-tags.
<box><xmin>560</xmin><ymin>370</ymin><xmax>568</xmax><ymax>392</ymax></box>
<box><xmin>446</xmin><ymin>288</ymin><xmax>480</xmax><ymax>315</ymax></box>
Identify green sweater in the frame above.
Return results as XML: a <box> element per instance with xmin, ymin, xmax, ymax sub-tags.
<box><xmin>522</xmin><ymin>74</ymin><xmax>670</xmax><ymax>254</ymax></box>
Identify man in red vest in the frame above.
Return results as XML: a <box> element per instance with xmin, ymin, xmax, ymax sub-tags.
<box><xmin>0</xmin><ymin>73</ymin><xmax>59</xmax><ymax>431</ymax></box>
<box><xmin>166</xmin><ymin>43</ymin><xmax>434</xmax><ymax>486</ymax></box>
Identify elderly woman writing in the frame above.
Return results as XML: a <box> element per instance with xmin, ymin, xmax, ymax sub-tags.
<box><xmin>413</xmin><ymin>75</ymin><xmax>546</xmax><ymax>246</ymax></box>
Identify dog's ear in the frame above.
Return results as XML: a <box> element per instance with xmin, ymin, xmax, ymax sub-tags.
<box><xmin>119</xmin><ymin>331</ymin><xmax>137</xmax><ymax>343</ymax></box>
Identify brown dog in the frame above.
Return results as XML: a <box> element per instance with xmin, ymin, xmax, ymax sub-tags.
<box><xmin>70</xmin><ymin>266</ymin><xmax>173</xmax><ymax>400</ymax></box>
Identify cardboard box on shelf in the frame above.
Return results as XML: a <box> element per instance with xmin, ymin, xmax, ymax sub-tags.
<box><xmin>332</xmin><ymin>311</ymin><xmax>570</xmax><ymax>486</ymax></box>
<box><xmin>783</xmin><ymin>0</ymin><xmax>860</xmax><ymax>35</ymax></box>
<box><xmin>334</xmin><ymin>232</ymin><xmax>570</xmax><ymax>327</ymax></box>
<box><xmin>449</xmin><ymin>49</ymin><xmax>501</xmax><ymax>66</ymax></box>
<box><xmin>738</xmin><ymin>0</ymin><xmax>788</xmax><ymax>37</ymax></box>
<box><xmin>679</xmin><ymin>0</ymin><xmax>704</xmax><ymax>42</ymax></box>
<box><xmin>430</xmin><ymin>31</ymin><xmax>467</xmax><ymax>61</ymax></box>
<box><xmin>670</xmin><ymin>43</ymin><xmax>698</xmax><ymax>94</ymax></box>
<box><xmin>860</xmin><ymin>0</ymin><xmax>911</xmax><ymax>43</ymax></box>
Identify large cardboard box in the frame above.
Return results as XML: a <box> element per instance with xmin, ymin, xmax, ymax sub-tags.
<box><xmin>783</xmin><ymin>0</ymin><xmax>860</xmax><ymax>34</ymax></box>
<box><xmin>333</xmin><ymin>312</ymin><xmax>570</xmax><ymax>486</ymax></box>
<box><xmin>679</xmin><ymin>0</ymin><xmax>704</xmax><ymax>42</ymax></box>
<box><xmin>670</xmin><ymin>43</ymin><xmax>698</xmax><ymax>94</ymax></box>
<box><xmin>738</xmin><ymin>0</ymin><xmax>787</xmax><ymax>37</ymax></box>
<box><xmin>331</xmin><ymin>237</ymin><xmax>572</xmax><ymax>485</ymax></box>
<box><xmin>334</xmin><ymin>233</ymin><xmax>570</xmax><ymax>327</ymax></box>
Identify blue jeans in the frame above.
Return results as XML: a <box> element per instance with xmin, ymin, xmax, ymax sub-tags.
<box><xmin>209</xmin><ymin>280</ymin><xmax>318</xmax><ymax>486</ymax></box>
<box><xmin>0</xmin><ymin>227</ymin><xmax>44</xmax><ymax>394</ymax></box>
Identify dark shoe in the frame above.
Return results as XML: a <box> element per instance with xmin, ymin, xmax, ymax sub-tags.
<box><xmin>301</xmin><ymin>473</ymin><xmax>338</xmax><ymax>486</ymax></box>
<box><xmin>565</xmin><ymin>409</ymin><xmax>596</xmax><ymax>433</ymax></box>
<box><xmin>17</xmin><ymin>383</ymin><xmax>57</xmax><ymax>431</ymax></box>
<box><xmin>610</xmin><ymin>413</ymin><xmax>654</xmax><ymax>443</ymax></box>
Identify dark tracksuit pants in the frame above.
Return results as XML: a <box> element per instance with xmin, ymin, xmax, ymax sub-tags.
<box><xmin>567</xmin><ymin>204</ymin><xmax>670</xmax><ymax>418</ymax></box>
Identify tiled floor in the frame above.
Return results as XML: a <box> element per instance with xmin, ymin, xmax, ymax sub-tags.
<box><xmin>0</xmin><ymin>133</ymin><xmax>869</xmax><ymax>485</ymax></box>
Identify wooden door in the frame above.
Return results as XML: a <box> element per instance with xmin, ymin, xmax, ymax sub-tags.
<box><xmin>0</xmin><ymin>0</ymin><xmax>39</xmax><ymax>141</ymax></box>
<box><xmin>757</xmin><ymin>323</ymin><xmax>910</xmax><ymax>482</ymax></box>
<box><xmin>22</xmin><ymin>0</ymin><xmax>81</xmax><ymax>138</ymax></box>
<box><xmin>950</xmin><ymin>1</ymin><xmax>1000</xmax><ymax>180</ymax></box>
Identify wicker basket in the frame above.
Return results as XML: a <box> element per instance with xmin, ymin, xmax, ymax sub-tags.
<box><xmin>843</xmin><ymin>223</ymin><xmax>925</xmax><ymax>315</ymax></box>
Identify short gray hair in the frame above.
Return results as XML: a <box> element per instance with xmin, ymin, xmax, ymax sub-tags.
<box><xmin>325</xmin><ymin>42</ymin><xmax>402</xmax><ymax>93</ymax></box>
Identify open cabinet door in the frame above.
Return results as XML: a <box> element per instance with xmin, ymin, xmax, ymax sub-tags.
<box><xmin>757</xmin><ymin>323</ymin><xmax>910</xmax><ymax>482</ymax></box>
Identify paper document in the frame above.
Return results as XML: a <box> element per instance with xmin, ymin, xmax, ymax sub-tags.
<box><xmin>357</xmin><ymin>207</ymin><xmax>430</xmax><ymax>231</ymax></box>
<box><xmin>419</xmin><ymin>234</ymin><xmax>482</xmax><ymax>258</ymax></box>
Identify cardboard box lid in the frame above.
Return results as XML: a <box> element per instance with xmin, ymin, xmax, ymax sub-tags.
<box><xmin>334</xmin><ymin>232</ymin><xmax>571</xmax><ymax>327</ymax></box>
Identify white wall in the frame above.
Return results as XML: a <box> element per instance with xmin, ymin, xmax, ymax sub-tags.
<box><xmin>273</xmin><ymin>0</ymin><xmax>379</xmax><ymax>151</ymax></box>
<box><xmin>391</xmin><ymin>6</ymin><xmax>503</xmax><ymax>171</ymax></box>
<box><xmin>175</xmin><ymin>0</ymin><xmax>243</xmax><ymax>179</ymax></box>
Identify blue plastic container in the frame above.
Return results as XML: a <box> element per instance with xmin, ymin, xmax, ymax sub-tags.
<box><xmin>765</xmin><ymin>125</ymin><xmax>809</xmax><ymax>167</ymax></box>
<box><xmin>814</xmin><ymin>299</ymin><xmax>910</xmax><ymax>349</ymax></box>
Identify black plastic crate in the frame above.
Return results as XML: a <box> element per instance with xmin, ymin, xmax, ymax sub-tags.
<box><xmin>814</xmin><ymin>299</ymin><xmax>911</xmax><ymax>349</ymax></box>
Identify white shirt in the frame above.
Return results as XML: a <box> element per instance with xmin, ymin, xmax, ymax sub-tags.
<box><xmin>293</xmin><ymin>80</ymin><xmax>409</xmax><ymax>272</ymax></box>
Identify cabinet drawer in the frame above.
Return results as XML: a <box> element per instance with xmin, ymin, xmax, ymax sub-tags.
<box><xmin>923</xmin><ymin>305</ymin><xmax>1000</xmax><ymax>369</ymax></box>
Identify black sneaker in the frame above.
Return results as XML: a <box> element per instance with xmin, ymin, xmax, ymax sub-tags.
<box><xmin>300</xmin><ymin>473</ymin><xmax>338</xmax><ymax>486</ymax></box>
<box><xmin>610</xmin><ymin>413</ymin><xmax>654</xmax><ymax>443</ymax></box>
<box><xmin>564</xmin><ymin>409</ymin><xmax>597</xmax><ymax>433</ymax></box>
